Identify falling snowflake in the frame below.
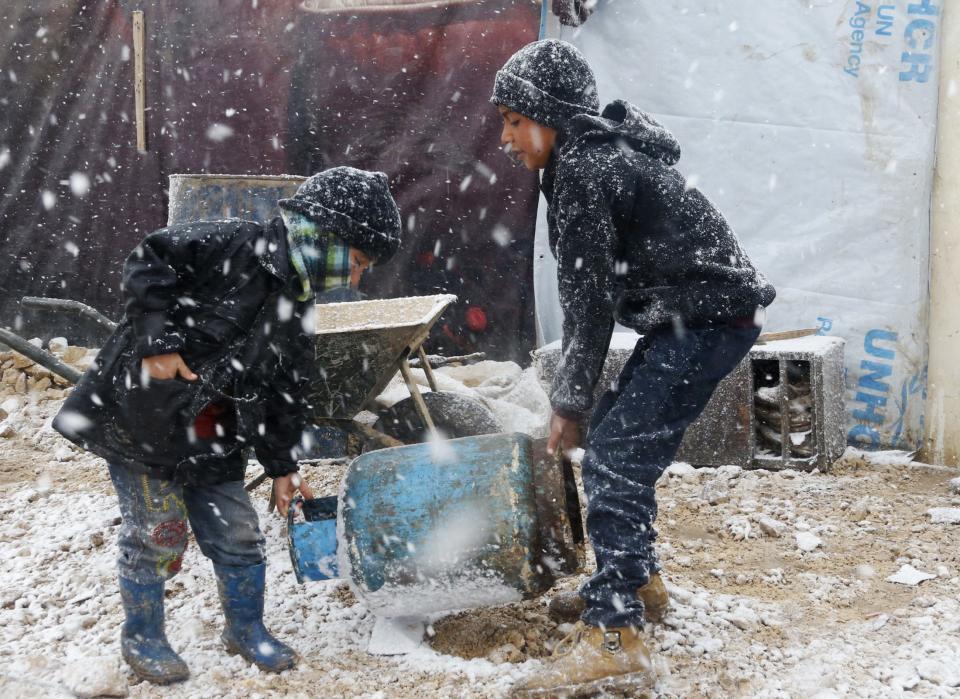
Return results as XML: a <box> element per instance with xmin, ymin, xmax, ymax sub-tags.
<box><xmin>491</xmin><ymin>225</ymin><xmax>512</xmax><ymax>247</ymax></box>
<box><xmin>206</xmin><ymin>123</ymin><xmax>234</xmax><ymax>142</ymax></box>
<box><xmin>69</xmin><ymin>172</ymin><xmax>90</xmax><ymax>197</ymax></box>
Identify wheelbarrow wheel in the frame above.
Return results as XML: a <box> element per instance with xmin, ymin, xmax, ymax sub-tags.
<box><xmin>373</xmin><ymin>391</ymin><xmax>503</xmax><ymax>444</ymax></box>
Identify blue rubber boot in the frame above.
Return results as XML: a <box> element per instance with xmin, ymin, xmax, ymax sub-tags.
<box><xmin>213</xmin><ymin>563</ymin><xmax>297</xmax><ymax>672</ymax></box>
<box><xmin>118</xmin><ymin>577</ymin><xmax>190</xmax><ymax>684</ymax></box>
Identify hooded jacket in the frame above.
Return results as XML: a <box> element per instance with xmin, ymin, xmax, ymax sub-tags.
<box><xmin>543</xmin><ymin>100</ymin><xmax>776</xmax><ymax>419</ymax></box>
<box><xmin>53</xmin><ymin>217</ymin><xmax>315</xmax><ymax>485</ymax></box>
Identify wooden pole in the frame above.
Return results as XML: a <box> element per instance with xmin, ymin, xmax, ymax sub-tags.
<box><xmin>133</xmin><ymin>10</ymin><xmax>147</xmax><ymax>152</ymax></box>
<box><xmin>397</xmin><ymin>357</ymin><xmax>436</xmax><ymax>433</ymax></box>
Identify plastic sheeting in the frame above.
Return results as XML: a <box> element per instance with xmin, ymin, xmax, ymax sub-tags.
<box><xmin>0</xmin><ymin>0</ymin><xmax>541</xmax><ymax>361</ymax></box>
<box><xmin>536</xmin><ymin>0</ymin><xmax>942</xmax><ymax>449</ymax></box>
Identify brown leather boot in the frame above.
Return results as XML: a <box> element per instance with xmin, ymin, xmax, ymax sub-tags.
<box><xmin>638</xmin><ymin>574</ymin><xmax>670</xmax><ymax>623</ymax></box>
<box><xmin>547</xmin><ymin>574</ymin><xmax>671</xmax><ymax>625</ymax></box>
<box><xmin>510</xmin><ymin>622</ymin><xmax>657</xmax><ymax>698</ymax></box>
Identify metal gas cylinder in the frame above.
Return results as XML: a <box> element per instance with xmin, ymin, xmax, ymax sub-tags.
<box><xmin>337</xmin><ymin>432</ymin><xmax>584</xmax><ymax>618</ymax></box>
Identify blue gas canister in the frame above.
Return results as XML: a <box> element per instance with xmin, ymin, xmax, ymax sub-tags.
<box><xmin>337</xmin><ymin>433</ymin><xmax>583</xmax><ymax>618</ymax></box>
<box><xmin>287</xmin><ymin>496</ymin><xmax>339</xmax><ymax>583</ymax></box>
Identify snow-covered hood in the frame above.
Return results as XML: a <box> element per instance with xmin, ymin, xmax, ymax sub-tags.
<box><xmin>568</xmin><ymin>99</ymin><xmax>681</xmax><ymax>166</ymax></box>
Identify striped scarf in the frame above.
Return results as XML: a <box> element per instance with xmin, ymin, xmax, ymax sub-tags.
<box><xmin>282</xmin><ymin>211</ymin><xmax>352</xmax><ymax>302</ymax></box>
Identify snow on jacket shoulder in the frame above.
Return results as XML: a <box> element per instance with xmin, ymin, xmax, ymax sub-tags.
<box><xmin>542</xmin><ymin>100</ymin><xmax>776</xmax><ymax>418</ymax></box>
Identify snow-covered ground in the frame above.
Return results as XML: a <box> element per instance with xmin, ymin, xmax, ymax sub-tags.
<box><xmin>2</xmin><ymin>354</ymin><xmax>960</xmax><ymax>698</ymax></box>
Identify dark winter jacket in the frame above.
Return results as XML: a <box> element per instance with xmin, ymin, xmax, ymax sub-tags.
<box><xmin>543</xmin><ymin>100</ymin><xmax>776</xmax><ymax>419</ymax></box>
<box><xmin>53</xmin><ymin>217</ymin><xmax>315</xmax><ymax>486</ymax></box>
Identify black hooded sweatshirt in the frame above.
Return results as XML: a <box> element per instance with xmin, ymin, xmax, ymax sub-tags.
<box><xmin>541</xmin><ymin>100</ymin><xmax>776</xmax><ymax>419</ymax></box>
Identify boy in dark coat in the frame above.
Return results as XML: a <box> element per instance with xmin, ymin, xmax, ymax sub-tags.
<box><xmin>54</xmin><ymin>167</ymin><xmax>401</xmax><ymax>684</ymax></box>
<box><xmin>492</xmin><ymin>40</ymin><xmax>775</xmax><ymax>696</ymax></box>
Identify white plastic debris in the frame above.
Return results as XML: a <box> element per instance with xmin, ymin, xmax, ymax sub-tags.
<box><xmin>723</xmin><ymin>605</ymin><xmax>760</xmax><ymax>631</ymax></box>
<box><xmin>794</xmin><ymin>531</ymin><xmax>822</xmax><ymax>552</ymax></box>
<box><xmin>757</xmin><ymin>515</ymin><xmax>786</xmax><ymax>538</ymax></box>
<box><xmin>916</xmin><ymin>658</ymin><xmax>960</xmax><ymax>687</ymax></box>
<box><xmin>48</xmin><ymin>337</ymin><xmax>68</xmax><ymax>354</ymax></box>
<box><xmin>367</xmin><ymin>616</ymin><xmax>425</xmax><ymax>656</ymax></box>
<box><xmin>927</xmin><ymin>508</ymin><xmax>960</xmax><ymax>525</ymax></box>
<box><xmin>665</xmin><ymin>462</ymin><xmax>696</xmax><ymax>477</ymax></box>
<box><xmin>61</xmin><ymin>657</ymin><xmax>128</xmax><ymax>697</ymax></box>
<box><xmin>885</xmin><ymin>564</ymin><xmax>936</xmax><ymax>586</ymax></box>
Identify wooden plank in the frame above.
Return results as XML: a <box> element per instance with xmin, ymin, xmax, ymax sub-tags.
<box><xmin>133</xmin><ymin>10</ymin><xmax>146</xmax><ymax>152</ymax></box>
<box><xmin>756</xmin><ymin>328</ymin><xmax>819</xmax><ymax>344</ymax></box>
<box><xmin>417</xmin><ymin>346</ymin><xmax>439</xmax><ymax>392</ymax></box>
<box><xmin>398</xmin><ymin>356</ymin><xmax>436</xmax><ymax>433</ymax></box>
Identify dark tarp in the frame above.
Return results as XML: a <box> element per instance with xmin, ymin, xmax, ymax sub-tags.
<box><xmin>0</xmin><ymin>0</ymin><xmax>540</xmax><ymax>362</ymax></box>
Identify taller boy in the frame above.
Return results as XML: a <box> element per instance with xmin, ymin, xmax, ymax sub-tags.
<box><xmin>493</xmin><ymin>40</ymin><xmax>775</xmax><ymax>695</ymax></box>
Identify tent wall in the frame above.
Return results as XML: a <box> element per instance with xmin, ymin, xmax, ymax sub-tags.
<box><xmin>537</xmin><ymin>0</ymin><xmax>943</xmax><ymax>450</ymax></box>
<box><xmin>0</xmin><ymin>0</ymin><xmax>541</xmax><ymax>361</ymax></box>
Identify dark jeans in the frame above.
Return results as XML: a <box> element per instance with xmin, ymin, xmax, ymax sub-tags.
<box><xmin>579</xmin><ymin>323</ymin><xmax>759</xmax><ymax>628</ymax></box>
<box><xmin>108</xmin><ymin>463</ymin><xmax>265</xmax><ymax>585</ymax></box>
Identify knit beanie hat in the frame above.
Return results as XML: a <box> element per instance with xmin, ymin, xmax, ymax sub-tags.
<box><xmin>278</xmin><ymin>166</ymin><xmax>402</xmax><ymax>264</ymax></box>
<box><xmin>491</xmin><ymin>39</ymin><xmax>600</xmax><ymax>131</ymax></box>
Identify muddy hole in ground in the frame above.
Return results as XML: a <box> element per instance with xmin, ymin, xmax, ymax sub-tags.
<box><xmin>427</xmin><ymin>601</ymin><xmax>564</xmax><ymax>662</ymax></box>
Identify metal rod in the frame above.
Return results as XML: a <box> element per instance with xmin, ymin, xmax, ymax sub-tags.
<box><xmin>0</xmin><ymin>327</ymin><xmax>82</xmax><ymax>384</ymax></box>
<box><xmin>408</xmin><ymin>351</ymin><xmax>486</xmax><ymax>369</ymax></box>
<box><xmin>244</xmin><ymin>471</ymin><xmax>269</xmax><ymax>492</ymax></box>
<box><xmin>21</xmin><ymin>296</ymin><xmax>118</xmax><ymax>331</ymax></box>
<box><xmin>779</xmin><ymin>360</ymin><xmax>789</xmax><ymax>465</ymax></box>
<box><xmin>323</xmin><ymin>418</ymin><xmax>404</xmax><ymax>451</ymax></box>
<box><xmin>133</xmin><ymin>10</ymin><xmax>147</xmax><ymax>152</ymax></box>
<box><xmin>397</xmin><ymin>356</ymin><xmax>436</xmax><ymax>434</ymax></box>
<box><xmin>417</xmin><ymin>346</ymin><xmax>439</xmax><ymax>393</ymax></box>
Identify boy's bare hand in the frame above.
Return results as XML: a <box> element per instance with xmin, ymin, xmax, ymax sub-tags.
<box><xmin>142</xmin><ymin>353</ymin><xmax>198</xmax><ymax>381</ymax></box>
<box><xmin>274</xmin><ymin>473</ymin><xmax>315</xmax><ymax>517</ymax></box>
<box><xmin>547</xmin><ymin>412</ymin><xmax>581</xmax><ymax>456</ymax></box>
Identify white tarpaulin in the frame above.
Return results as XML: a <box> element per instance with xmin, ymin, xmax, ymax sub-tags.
<box><xmin>535</xmin><ymin>0</ymin><xmax>943</xmax><ymax>449</ymax></box>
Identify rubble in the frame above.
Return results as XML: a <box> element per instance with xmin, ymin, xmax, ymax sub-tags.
<box><xmin>0</xmin><ymin>342</ymin><xmax>91</xmax><ymax>402</ymax></box>
<box><xmin>61</xmin><ymin>657</ymin><xmax>129</xmax><ymax>697</ymax></box>
<box><xmin>0</xmin><ymin>365</ymin><xmax>959</xmax><ymax>697</ymax></box>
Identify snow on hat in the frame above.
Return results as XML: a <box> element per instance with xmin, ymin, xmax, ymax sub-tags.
<box><xmin>278</xmin><ymin>166</ymin><xmax>402</xmax><ymax>263</ymax></box>
<box><xmin>491</xmin><ymin>39</ymin><xmax>600</xmax><ymax>131</ymax></box>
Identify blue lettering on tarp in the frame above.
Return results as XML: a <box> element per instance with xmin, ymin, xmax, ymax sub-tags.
<box><xmin>900</xmin><ymin>1</ymin><xmax>939</xmax><ymax>82</ymax></box>
<box><xmin>890</xmin><ymin>366</ymin><xmax>928</xmax><ymax>448</ymax></box>
<box><xmin>849</xmin><ymin>424</ymin><xmax>881</xmax><ymax>449</ymax></box>
<box><xmin>844</xmin><ymin>3</ymin><xmax>872</xmax><ymax>78</ymax></box>
<box><xmin>816</xmin><ymin>316</ymin><xmax>833</xmax><ymax>334</ymax></box>
<box><xmin>859</xmin><ymin>360</ymin><xmax>893</xmax><ymax>392</ymax></box>
<box><xmin>865</xmin><ymin>329</ymin><xmax>897</xmax><ymax>359</ymax></box>
<box><xmin>853</xmin><ymin>391</ymin><xmax>887</xmax><ymax>423</ymax></box>
<box><xmin>876</xmin><ymin>4</ymin><xmax>895</xmax><ymax>36</ymax></box>
<box><xmin>848</xmin><ymin>329</ymin><xmax>898</xmax><ymax>447</ymax></box>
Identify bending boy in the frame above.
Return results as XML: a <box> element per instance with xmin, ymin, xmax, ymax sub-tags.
<box><xmin>54</xmin><ymin>167</ymin><xmax>401</xmax><ymax>684</ymax></box>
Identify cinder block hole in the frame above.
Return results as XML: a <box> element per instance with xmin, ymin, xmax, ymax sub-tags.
<box><xmin>753</xmin><ymin>359</ymin><xmax>817</xmax><ymax>462</ymax></box>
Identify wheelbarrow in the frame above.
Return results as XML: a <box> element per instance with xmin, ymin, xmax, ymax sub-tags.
<box><xmin>13</xmin><ymin>292</ymin><xmax>502</xmax><ymax>489</ymax></box>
